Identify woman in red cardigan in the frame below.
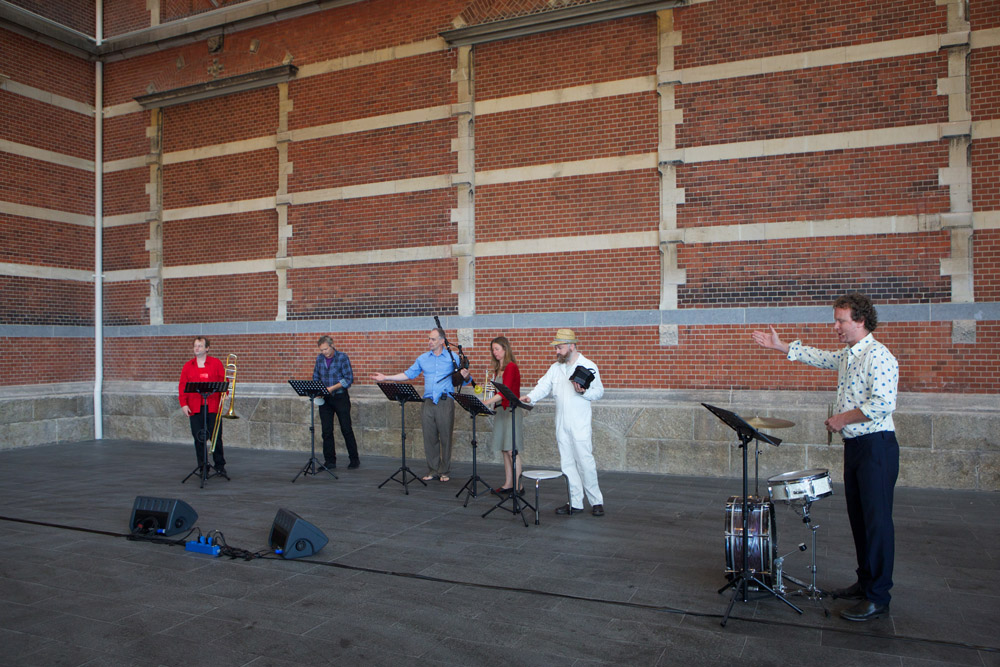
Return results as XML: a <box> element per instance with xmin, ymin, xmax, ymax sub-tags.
<box><xmin>484</xmin><ymin>336</ymin><xmax>523</xmax><ymax>494</ymax></box>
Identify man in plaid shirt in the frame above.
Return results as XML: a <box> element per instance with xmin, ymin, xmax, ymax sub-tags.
<box><xmin>313</xmin><ymin>335</ymin><xmax>360</xmax><ymax>469</ymax></box>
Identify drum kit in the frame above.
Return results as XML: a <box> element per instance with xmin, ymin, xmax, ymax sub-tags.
<box><xmin>723</xmin><ymin>415</ymin><xmax>832</xmax><ymax>604</ymax></box>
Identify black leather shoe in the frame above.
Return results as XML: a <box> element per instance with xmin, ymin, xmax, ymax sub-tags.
<box><xmin>591</xmin><ymin>504</ymin><xmax>605</xmax><ymax>516</ymax></box>
<box><xmin>555</xmin><ymin>504</ymin><xmax>583</xmax><ymax>515</ymax></box>
<box><xmin>831</xmin><ymin>581</ymin><xmax>865</xmax><ymax>600</ymax></box>
<box><xmin>323</xmin><ymin>461</ymin><xmax>337</xmax><ymax>469</ymax></box>
<box><xmin>348</xmin><ymin>460</ymin><xmax>360</xmax><ymax>469</ymax></box>
<box><xmin>841</xmin><ymin>600</ymin><xmax>889</xmax><ymax>622</ymax></box>
<box><xmin>493</xmin><ymin>487</ymin><xmax>513</xmax><ymax>495</ymax></box>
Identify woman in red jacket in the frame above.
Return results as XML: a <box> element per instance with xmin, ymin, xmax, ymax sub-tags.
<box><xmin>484</xmin><ymin>336</ymin><xmax>523</xmax><ymax>494</ymax></box>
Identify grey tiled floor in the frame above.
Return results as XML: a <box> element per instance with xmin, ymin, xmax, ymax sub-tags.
<box><xmin>0</xmin><ymin>440</ymin><xmax>997</xmax><ymax>666</ymax></box>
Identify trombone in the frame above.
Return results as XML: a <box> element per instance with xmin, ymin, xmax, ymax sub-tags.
<box><xmin>209</xmin><ymin>354</ymin><xmax>239</xmax><ymax>454</ymax></box>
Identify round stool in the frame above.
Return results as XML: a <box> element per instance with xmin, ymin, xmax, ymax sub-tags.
<box><xmin>519</xmin><ymin>470</ymin><xmax>566</xmax><ymax>525</ymax></box>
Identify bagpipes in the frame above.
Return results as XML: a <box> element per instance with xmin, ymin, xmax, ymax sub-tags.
<box><xmin>433</xmin><ymin>316</ymin><xmax>478</xmax><ymax>391</ymax></box>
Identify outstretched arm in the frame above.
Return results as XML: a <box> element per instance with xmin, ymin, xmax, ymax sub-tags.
<box><xmin>751</xmin><ymin>326</ymin><xmax>790</xmax><ymax>355</ymax></box>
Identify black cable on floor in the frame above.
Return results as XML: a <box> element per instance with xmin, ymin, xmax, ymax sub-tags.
<box><xmin>3</xmin><ymin>514</ymin><xmax>996</xmax><ymax>655</ymax></box>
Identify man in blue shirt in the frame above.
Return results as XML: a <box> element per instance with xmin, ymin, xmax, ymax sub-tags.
<box><xmin>372</xmin><ymin>328</ymin><xmax>468</xmax><ymax>482</ymax></box>
<box><xmin>313</xmin><ymin>336</ymin><xmax>360</xmax><ymax>469</ymax></box>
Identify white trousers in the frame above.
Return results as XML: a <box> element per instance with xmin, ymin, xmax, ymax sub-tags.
<box><xmin>556</xmin><ymin>423</ymin><xmax>603</xmax><ymax>508</ymax></box>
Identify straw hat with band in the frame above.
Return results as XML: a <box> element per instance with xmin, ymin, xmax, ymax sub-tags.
<box><xmin>550</xmin><ymin>328</ymin><xmax>579</xmax><ymax>345</ymax></box>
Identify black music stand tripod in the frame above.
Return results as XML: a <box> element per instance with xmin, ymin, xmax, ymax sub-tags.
<box><xmin>482</xmin><ymin>380</ymin><xmax>534</xmax><ymax>526</ymax></box>
<box><xmin>703</xmin><ymin>403</ymin><xmax>802</xmax><ymax>626</ymax></box>
<box><xmin>376</xmin><ymin>382</ymin><xmax>427</xmax><ymax>495</ymax></box>
<box><xmin>451</xmin><ymin>391</ymin><xmax>495</xmax><ymax>507</ymax></box>
<box><xmin>181</xmin><ymin>381</ymin><xmax>230</xmax><ymax>488</ymax></box>
<box><xmin>288</xmin><ymin>379</ymin><xmax>337</xmax><ymax>482</ymax></box>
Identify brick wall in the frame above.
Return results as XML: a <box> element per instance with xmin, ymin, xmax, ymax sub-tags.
<box><xmin>0</xmin><ymin>277</ymin><xmax>93</xmax><ymax>326</ymax></box>
<box><xmin>476</xmin><ymin>249</ymin><xmax>661</xmax><ymax>314</ymax></box>
<box><xmin>474</xmin><ymin>15</ymin><xmax>658</xmax><ymax>98</ymax></box>
<box><xmin>1</xmin><ymin>2</ymin><xmax>998</xmax><ymax>480</ymax></box>
<box><xmin>676</xmin><ymin>55</ymin><xmax>950</xmax><ymax>147</ymax></box>
<box><xmin>288</xmin><ymin>121</ymin><xmax>457</xmax><ymax>191</ymax></box>
<box><xmin>163</xmin><ymin>273</ymin><xmax>277</xmax><ymax>323</ymax></box>
<box><xmin>678</xmin><ymin>233</ymin><xmax>953</xmax><ymax>306</ymax></box>
<box><xmin>164</xmin><ymin>211</ymin><xmax>278</xmax><ymax>264</ymax></box>
<box><xmin>476</xmin><ymin>172</ymin><xmax>659</xmax><ymax>243</ymax></box>
<box><xmin>287</xmin><ymin>259</ymin><xmax>458</xmax><ymax>320</ymax></box>
<box><xmin>673</xmin><ymin>0</ymin><xmax>946</xmax><ymax>69</ymax></box>
<box><xmin>0</xmin><ymin>216</ymin><xmax>92</xmax><ymax>269</ymax></box>
<box><xmin>678</xmin><ymin>144</ymin><xmax>952</xmax><ymax>227</ymax></box>
<box><xmin>288</xmin><ymin>191</ymin><xmax>456</xmax><ymax>255</ymax></box>
<box><xmin>288</xmin><ymin>51</ymin><xmax>458</xmax><ymax>129</ymax></box>
<box><xmin>5</xmin><ymin>0</ymin><xmax>94</xmax><ymax>36</ymax></box>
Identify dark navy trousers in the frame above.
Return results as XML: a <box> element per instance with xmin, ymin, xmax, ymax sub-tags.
<box><xmin>843</xmin><ymin>430</ymin><xmax>899</xmax><ymax>605</ymax></box>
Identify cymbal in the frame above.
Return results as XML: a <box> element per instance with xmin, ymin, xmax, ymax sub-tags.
<box><xmin>743</xmin><ymin>416</ymin><xmax>795</xmax><ymax>430</ymax></box>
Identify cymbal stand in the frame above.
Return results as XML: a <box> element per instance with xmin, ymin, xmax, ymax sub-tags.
<box><xmin>703</xmin><ymin>403</ymin><xmax>802</xmax><ymax>627</ymax></box>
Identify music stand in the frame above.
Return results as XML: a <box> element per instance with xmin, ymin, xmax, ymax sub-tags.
<box><xmin>376</xmin><ymin>382</ymin><xmax>427</xmax><ymax>494</ymax></box>
<box><xmin>181</xmin><ymin>381</ymin><xmax>230</xmax><ymax>488</ymax></box>
<box><xmin>451</xmin><ymin>391</ymin><xmax>495</xmax><ymax>507</ymax></box>
<box><xmin>703</xmin><ymin>403</ymin><xmax>802</xmax><ymax>626</ymax></box>
<box><xmin>288</xmin><ymin>379</ymin><xmax>337</xmax><ymax>482</ymax></box>
<box><xmin>482</xmin><ymin>380</ymin><xmax>534</xmax><ymax>526</ymax></box>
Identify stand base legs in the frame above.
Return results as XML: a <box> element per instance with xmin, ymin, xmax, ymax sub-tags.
<box><xmin>379</xmin><ymin>466</ymin><xmax>426</xmax><ymax>495</ymax></box>
<box><xmin>182</xmin><ymin>465</ymin><xmax>229</xmax><ymax>488</ymax></box>
<box><xmin>292</xmin><ymin>456</ymin><xmax>338</xmax><ymax>482</ymax></box>
<box><xmin>457</xmin><ymin>474</ymin><xmax>493</xmax><ymax>507</ymax></box>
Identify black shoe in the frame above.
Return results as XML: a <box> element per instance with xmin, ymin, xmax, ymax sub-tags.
<box><xmin>348</xmin><ymin>460</ymin><xmax>360</xmax><ymax>469</ymax></box>
<box><xmin>555</xmin><ymin>504</ymin><xmax>584</xmax><ymax>515</ymax></box>
<box><xmin>324</xmin><ymin>461</ymin><xmax>337</xmax><ymax>469</ymax></box>
<box><xmin>591</xmin><ymin>504</ymin><xmax>605</xmax><ymax>517</ymax></box>
<box><xmin>831</xmin><ymin>581</ymin><xmax>865</xmax><ymax>600</ymax></box>
<box><xmin>841</xmin><ymin>600</ymin><xmax>889</xmax><ymax>621</ymax></box>
<box><xmin>493</xmin><ymin>487</ymin><xmax>513</xmax><ymax>495</ymax></box>
<box><xmin>214</xmin><ymin>467</ymin><xmax>227</xmax><ymax>477</ymax></box>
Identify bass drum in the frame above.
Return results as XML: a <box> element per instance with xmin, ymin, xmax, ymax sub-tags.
<box><xmin>724</xmin><ymin>496</ymin><xmax>777</xmax><ymax>587</ymax></box>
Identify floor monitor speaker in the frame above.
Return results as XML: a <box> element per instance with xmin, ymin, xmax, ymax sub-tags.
<box><xmin>268</xmin><ymin>508</ymin><xmax>328</xmax><ymax>559</ymax></box>
<box><xmin>130</xmin><ymin>496</ymin><xmax>198</xmax><ymax>536</ymax></box>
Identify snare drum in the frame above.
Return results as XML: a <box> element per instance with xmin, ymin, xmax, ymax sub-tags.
<box><xmin>768</xmin><ymin>468</ymin><xmax>833</xmax><ymax>504</ymax></box>
<box><xmin>724</xmin><ymin>496</ymin><xmax>777</xmax><ymax>586</ymax></box>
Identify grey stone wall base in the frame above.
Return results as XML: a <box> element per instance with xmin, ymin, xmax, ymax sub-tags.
<box><xmin>0</xmin><ymin>384</ymin><xmax>996</xmax><ymax>490</ymax></box>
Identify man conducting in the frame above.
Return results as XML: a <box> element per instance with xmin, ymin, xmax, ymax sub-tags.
<box><xmin>751</xmin><ymin>292</ymin><xmax>899</xmax><ymax>622</ymax></box>
<box><xmin>521</xmin><ymin>328</ymin><xmax>605</xmax><ymax>517</ymax></box>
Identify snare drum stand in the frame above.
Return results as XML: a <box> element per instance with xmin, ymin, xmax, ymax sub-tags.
<box><xmin>778</xmin><ymin>500</ymin><xmax>827</xmax><ymax>607</ymax></box>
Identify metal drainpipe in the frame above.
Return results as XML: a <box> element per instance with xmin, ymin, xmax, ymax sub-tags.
<box><xmin>94</xmin><ymin>1</ymin><xmax>104</xmax><ymax>439</ymax></box>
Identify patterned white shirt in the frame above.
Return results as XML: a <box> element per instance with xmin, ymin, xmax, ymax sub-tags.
<box><xmin>787</xmin><ymin>333</ymin><xmax>898</xmax><ymax>438</ymax></box>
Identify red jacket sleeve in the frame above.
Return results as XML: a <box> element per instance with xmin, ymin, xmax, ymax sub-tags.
<box><xmin>502</xmin><ymin>363</ymin><xmax>521</xmax><ymax>409</ymax></box>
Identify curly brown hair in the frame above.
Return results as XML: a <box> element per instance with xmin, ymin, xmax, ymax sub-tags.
<box><xmin>833</xmin><ymin>293</ymin><xmax>878</xmax><ymax>331</ymax></box>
